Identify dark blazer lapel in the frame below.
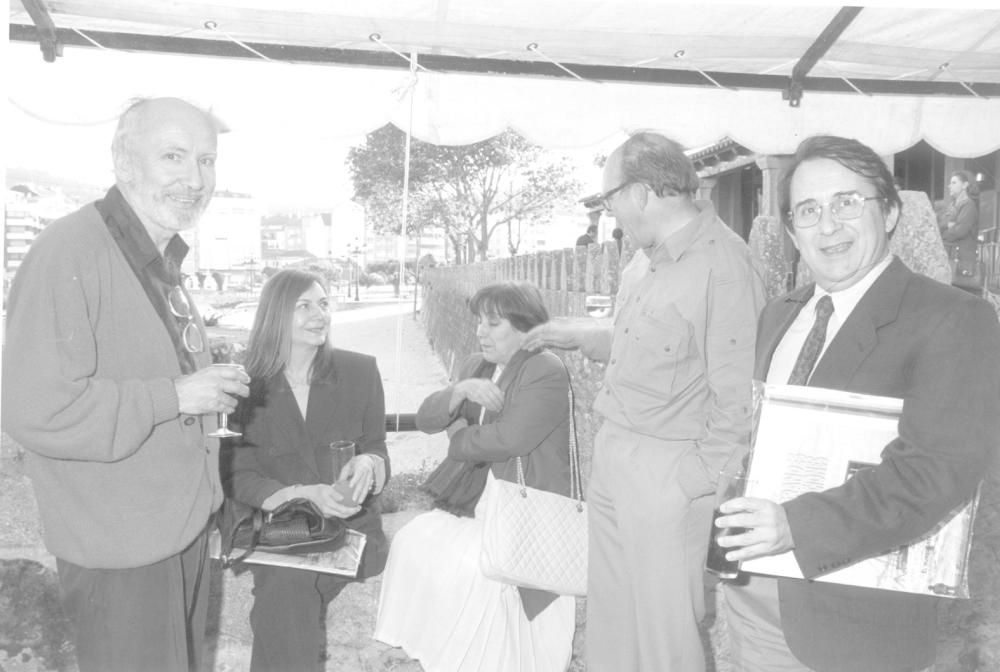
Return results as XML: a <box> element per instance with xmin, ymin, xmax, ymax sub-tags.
<box><xmin>808</xmin><ymin>257</ymin><xmax>909</xmax><ymax>389</ymax></box>
<box><xmin>268</xmin><ymin>373</ymin><xmax>321</xmax><ymax>477</ymax></box>
<box><xmin>305</xmin><ymin>376</ymin><xmax>339</xmax><ymax>461</ymax></box>
<box><xmin>485</xmin><ymin>350</ymin><xmax>531</xmax><ymax>425</ymax></box>
<box><xmin>756</xmin><ymin>285</ymin><xmax>813</xmax><ymax>380</ymax></box>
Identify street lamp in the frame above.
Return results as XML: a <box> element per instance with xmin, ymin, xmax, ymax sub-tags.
<box><xmin>344</xmin><ymin>258</ymin><xmax>352</xmax><ymax>300</ymax></box>
<box><xmin>350</xmin><ymin>245</ymin><xmax>362</xmax><ymax>302</ymax></box>
<box><xmin>245</xmin><ymin>256</ymin><xmax>257</xmax><ymax>294</ymax></box>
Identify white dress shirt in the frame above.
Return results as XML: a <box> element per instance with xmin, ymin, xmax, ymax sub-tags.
<box><xmin>767</xmin><ymin>254</ymin><xmax>894</xmax><ymax>384</ymax></box>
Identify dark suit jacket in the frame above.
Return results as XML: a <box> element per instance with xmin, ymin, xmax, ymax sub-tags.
<box><xmin>417</xmin><ymin>349</ymin><xmax>571</xmax><ymax>498</ymax></box>
<box><xmin>756</xmin><ymin>257</ymin><xmax>1000</xmax><ymax>672</ymax></box>
<box><xmin>222</xmin><ymin>349</ymin><xmax>390</xmax><ymax>573</ymax></box>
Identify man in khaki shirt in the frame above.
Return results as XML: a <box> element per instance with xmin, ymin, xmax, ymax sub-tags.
<box><xmin>525</xmin><ymin>132</ymin><xmax>765</xmax><ymax>671</ymax></box>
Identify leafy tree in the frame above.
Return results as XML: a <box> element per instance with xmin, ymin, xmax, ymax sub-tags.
<box><xmin>347</xmin><ymin>124</ymin><xmax>582</xmax><ymax>263</ymax></box>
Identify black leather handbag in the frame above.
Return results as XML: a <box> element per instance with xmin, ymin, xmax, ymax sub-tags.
<box><xmin>217</xmin><ymin>497</ymin><xmax>348</xmax><ymax>568</ymax></box>
<box><xmin>951</xmin><ymin>258</ymin><xmax>984</xmax><ymax>292</ymax></box>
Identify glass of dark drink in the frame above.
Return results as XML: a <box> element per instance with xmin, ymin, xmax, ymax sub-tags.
<box><xmin>705</xmin><ymin>468</ymin><xmax>751</xmax><ymax>579</ymax></box>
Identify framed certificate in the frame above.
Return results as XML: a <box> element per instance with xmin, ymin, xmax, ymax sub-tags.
<box><xmin>741</xmin><ymin>382</ymin><xmax>977</xmax><ymax>598</ymax></box>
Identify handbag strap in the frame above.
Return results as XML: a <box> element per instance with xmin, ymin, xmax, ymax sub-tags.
<box><xmin>222</xmin><ymin>508</ymin><xmax>264</xmax><ymax>569</ymax></box>
<box><xmin>514</xmin><ymin>357</ymin><xmax>584</xmax><ymax>507</ymax></box>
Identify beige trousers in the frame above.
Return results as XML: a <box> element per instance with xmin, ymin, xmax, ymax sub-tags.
<box><xmin>585</xmin><ymin>421</ymin><xmax>715</xmax><ymax>672</ymax></box>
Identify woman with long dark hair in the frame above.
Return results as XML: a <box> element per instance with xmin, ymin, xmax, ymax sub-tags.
<box><xmin>223</xmin><ymin>269</ymin><xmax>389</xmax><ymax>671</ymax></box>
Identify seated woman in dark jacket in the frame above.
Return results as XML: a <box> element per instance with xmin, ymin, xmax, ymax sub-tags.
<box><xmin>374</xmin><ymin>281</ymin><xmax>575</xmax><ymax>672</ymax></box>
<box><xmin>223</xmin><ymin>269</ymin><xmax>389</xmax><ymax>672</ymax></box>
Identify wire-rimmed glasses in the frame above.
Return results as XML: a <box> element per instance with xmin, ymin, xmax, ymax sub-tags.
<box><xmin>167</xmin><ymin>285</ymin><xmax>205</xmax><ymax>354</ymax></box>
<box><xmin>789</xmin><ymin>192</ymin><xmax>883</xmax><ymax>229</ymax></box>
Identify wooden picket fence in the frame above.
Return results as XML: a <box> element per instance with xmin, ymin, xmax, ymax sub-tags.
<box><xmin>420</xmin><ymin>240</ymin><xmax>633</xmax><ymax>376</ymax></box>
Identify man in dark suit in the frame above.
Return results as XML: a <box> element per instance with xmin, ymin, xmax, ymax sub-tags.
<box><xmin>716</xmin><ymin>135</ymin><xmax>1000</xmax><ymax>671</ymax></box>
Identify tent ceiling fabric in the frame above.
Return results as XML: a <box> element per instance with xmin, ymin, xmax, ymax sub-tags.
<box><xmin>9</xmin><ymin>0</ymin><xmax>1000</xmax><ymax>157</ymax></box>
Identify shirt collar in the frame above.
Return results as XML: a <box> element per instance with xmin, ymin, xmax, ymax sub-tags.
<box><xmin>646</xmin><ymin>200</ymin><xmax>718</xmax><ymax>265</ymax></box>
<box><xmin>812</xmin><ymin>253</ymin><xmax>894</xmax><ymax>319</ymax></box>
<box><xmin>98</xmin><ymin>185</ymin><xmax>189</xmax><ymax>276</ymax></box>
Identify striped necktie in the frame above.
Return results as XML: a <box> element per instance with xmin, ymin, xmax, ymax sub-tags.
<box><xmin>787</xmin><ymin>294</ymin><xmax>835</xmax><ymax>386</ymax></box>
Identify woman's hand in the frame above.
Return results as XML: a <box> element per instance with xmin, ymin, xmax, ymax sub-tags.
<box><xmin>304</xmin><ymin>483</ymin><xmax>363</xmax><ymax>519</ymax></box>
<box><xmin>451</xmin><ymin>379</ymin><xmax>504</xmax><ymax>413</ymax></box>
<box><xmin>297</xmin><ymin>483</ymin><xmax>363</xmax><ymax>519</ymax></box>
<box><xmin>337</xmin><ymin>455</ymin><xmax>378</xmax><ymax>506</ymax></box>
<box><xmin>446</xmin><ymin>417</ymin><xmax>469</xmax><ymax>439</ymax></box>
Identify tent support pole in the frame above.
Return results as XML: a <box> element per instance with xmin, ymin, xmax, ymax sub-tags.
<box><xmin>11</xmin><ymin>24</ymin><xmax>998</xmax><ymax>98</ymax></box>
<box><xmin>786</xmin><ymin>6</ymin><xmax>863</xmax><ymax>107</ymax></box>
<box><xmin>20</xmin><ymin>0</ymin><xmax>61</xmax><ymax>62</ymax></box>
<box><xmin>393</xmin><ymin>53</ymin><xmax>418</xmax><ymax>430</ymax></box>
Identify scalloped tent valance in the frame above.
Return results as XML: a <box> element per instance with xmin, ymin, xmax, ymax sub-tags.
<box><xmin>8</xmin><ymin>0</ymin><xmax>1000</xmax><ymax>158</ymax></box>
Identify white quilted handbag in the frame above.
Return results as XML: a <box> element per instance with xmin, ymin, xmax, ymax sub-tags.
<box><xmin>479</xmin><ymin>383</ymin><xmax>587</xmax><ymax>596</ymax></box>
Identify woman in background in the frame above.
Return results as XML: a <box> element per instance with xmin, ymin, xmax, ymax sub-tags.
<box><xmin>375</xmin><ymin>281</ymin><xmax>575</xmax><ymax>672</ymax></box>
<box><xmin>223</xmin><ymin>269</ymin><xmax>389</xmax><ymax>672</ymax></box>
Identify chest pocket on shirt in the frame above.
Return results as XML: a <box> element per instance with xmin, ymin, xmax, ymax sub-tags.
<box><xmin>619</xmin><ymin>304</ymin><xmax>696</xmax><ymax>397</ymax></box>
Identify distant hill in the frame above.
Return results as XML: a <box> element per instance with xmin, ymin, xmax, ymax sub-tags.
<box><xmin>6</xmin><ymin>167</ymin><xmax>105</xmax><ymax>203</ymax></box>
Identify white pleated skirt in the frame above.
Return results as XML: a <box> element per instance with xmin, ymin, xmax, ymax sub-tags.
<box><xmin>374</xmin><ymin>492</ymin><xmax>574</xmax><ymax>672</ymax></box>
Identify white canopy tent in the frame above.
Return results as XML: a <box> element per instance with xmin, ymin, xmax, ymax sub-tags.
<box><xmin>9</xmin><ymin>0</ymin><xmax>1000</xmax><ymax>157</ymax></box>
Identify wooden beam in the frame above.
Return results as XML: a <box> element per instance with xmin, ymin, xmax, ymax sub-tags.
<box><xmin>19</xmin><ymin>0</ymin><xmax>61</xmax><ymax>62</ymax></box>
<box><xmin>9</xmin><ymin>23</ymin><xmax>999</xmax><ymax>99</ymax></box>
<box><xmin>786</xmin><ymin>6</ymin><xmax>864</xmax><ymax>107</ymax></box>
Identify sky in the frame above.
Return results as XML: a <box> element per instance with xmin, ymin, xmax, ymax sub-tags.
<box><xmin>3</xmin><ymin>40</ymin><xmax>607</xmax><ymax>215</ymax></box>
<box><xmin>5</xmin><ymin>41</ymin><xmax>393</xmax><ymax>213</ymax></box>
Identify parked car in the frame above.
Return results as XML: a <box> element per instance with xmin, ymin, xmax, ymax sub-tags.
<box><xmin>215</xmin><ymin>302</ymin><xmax>258</xmax><ymax>330</ymax></box>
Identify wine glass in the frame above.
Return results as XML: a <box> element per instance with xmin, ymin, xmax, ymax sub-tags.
<box><xmin>207</xmin><ymin>342</ymin><xmax>244</xmax><ymax>439</ymax></box>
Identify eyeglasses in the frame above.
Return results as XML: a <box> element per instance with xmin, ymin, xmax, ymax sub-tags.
<box><xmin>790</xmin><ymin>192</ymin><xmax>883</xmax><ymax>228</ymax></box>
<box><xmin>597</xmin><ymin>182</ymin><xmax>632</xmax><ymax>212</ymax></box>
<box><xmin>167</xmin><ymin>285</ymin><xmax>205</xmax><ymax>354</ymax></box>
